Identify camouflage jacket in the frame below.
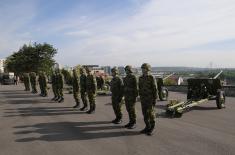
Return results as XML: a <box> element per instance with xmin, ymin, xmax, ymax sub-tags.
<box><xmin>80</xmin><ymin>74</ymin><xmax>87</xmax><ymax>92</ymax></box>
<box><xmin>110</xmin><ymin>76</ymin><xmax>124</xmax><ymax>100</ymax></box>
<box><xmin>29</xmin><ymin>72</ymin><xmax>37</xmax><ymax>84</ymax></box>
<box><xmin>56</xmin><ymin>73</ymin><xmax>64</xmax><ymax>88</ymax></box>
<box><xmin>72</xmin><ymin>75</ymin><xmax>79</xmax><ymax>92</ymax></box>
<box><xmin>86</xmin><ymin>74</ymin><xmax>97</xmax><ymax>93</ymax></box>
<box><xmin>123</xmin><ymin>74</ymin><xmax>138</xmax><ymax>98</ymax></box>
<box><xmin>38</xmin><ymin>74</ymin><xmax>47</xmax><ymax>87</ymax></box>
<box><xmin>138</xmin><ymin>74</ymin><xmax>158</xmax><ymax>101</ymax></box>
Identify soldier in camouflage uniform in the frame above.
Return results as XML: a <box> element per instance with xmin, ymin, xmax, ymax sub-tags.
<box><xmin>23</xmin><ymin>73</ymin><xmax>30</xmax><ymax>91</ymax></box>
<box><xmin>110</xmin><ymin>67</ymin><xmax>124</xmax><ymax>124</ymax></box>
<box><xmin>38</xmin><ymin>71</ymin><xmax>48</xmax><ymax>97</ymax></box>
<box><xmin>123</xmin><ymin>65</ymin><xmax>138</xmax><ymax>128</ymax></box>
<box><xmin>72</xmin><ymin>69</ymin><xmax>81</xmax><ymax>108</ymax></box>
<box><xmin>80</xmin><ymin>67</ymin><xmax>88</xmax><ymax>111</ymax></box>
<box><xmin>51</xmin><ymin>71</ymin><xmax>58</xmax><ymax>100</ymax></box>
<box><xmin>139</xmin><ymin>63</ymin><xmax>158</xmax><ymax>136</ymax></box>
<box><xmin>29</xmin><ymin>72</ymin><xmax>37</xmax><ymax>94</ymax></box>
<box><xmin>55</xmin><ymin>69</ymin><xmax>64</xmax><ymax>103</ymax></box>
<box><xmin>85</xmin><ymin>67</ymin><xmax>97</xmax><ymax>114</ymax></box>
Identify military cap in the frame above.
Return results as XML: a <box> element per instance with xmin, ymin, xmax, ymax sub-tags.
<box><xmin>111</xmin><ymin>67</ymin><xmax>118</xmax><ymax>73</ymax></box>
<box><xmin>125</xmin><ymin>65</ymin><xmax>133</xmax><ymax>73</ymax></box>
<box><xmin>141</xmin><ymin>63</ymin><xmax>151</xmax><ymax>71</ymax></box>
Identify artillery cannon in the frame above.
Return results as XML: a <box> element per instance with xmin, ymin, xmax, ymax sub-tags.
<box><xmin>156</xmin><ymin>73</ymin><xmax>174</xmax><ymax>101</ymax></box>
<box><xmin>166</xmin><ymin>71</ymin><xmax>225</xmax><ymax>117</ymax></box>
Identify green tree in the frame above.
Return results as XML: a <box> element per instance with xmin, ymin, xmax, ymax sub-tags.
<box><xmin>5</xmin><ymin>42</ymin><xmax>57</xmax><ymax>75</ymax></box>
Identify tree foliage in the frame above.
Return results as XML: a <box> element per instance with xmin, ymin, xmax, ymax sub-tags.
<box><xmin>5</xmin><ymin>42</ymin><xmax>57</xmax><ymax>75</ymax></box>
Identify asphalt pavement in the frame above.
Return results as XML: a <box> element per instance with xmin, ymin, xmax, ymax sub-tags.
<box><xmin>0</xmin><ymin>84</ymin><xmax>234</xmax><ymax>155</ymax></box>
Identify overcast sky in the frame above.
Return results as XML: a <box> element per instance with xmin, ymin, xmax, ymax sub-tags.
<box><xmin>0</xmin><ymin>0</ymin><xmax>235</xmax><ymax>68</ymax></box>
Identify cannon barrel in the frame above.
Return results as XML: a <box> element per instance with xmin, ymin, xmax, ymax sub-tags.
<box><xmin>163</xmin><ymin>73</ymin><xmax>175</xmax><ymax>81</ymax></box>
<box><xmin>213</xmin><ymin>70</ymin><xmax>223</xmax><ymax>79</ymax></box>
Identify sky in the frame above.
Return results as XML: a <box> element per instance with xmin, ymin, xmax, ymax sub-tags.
<box><xmin>0</xmin><ymin>0</ymin><xmax>235</xmax><ymax>68</ymax></box>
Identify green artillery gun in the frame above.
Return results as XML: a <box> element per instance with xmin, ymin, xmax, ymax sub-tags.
<box><xmin>166</xmin><ymin>71</ymin><xmax>225</xmax><ymax>117</ymax></box>
<box><xmin>156</xmin><ymin>73</ymin><xmax>175</xmax><ymax>101</ymax></box>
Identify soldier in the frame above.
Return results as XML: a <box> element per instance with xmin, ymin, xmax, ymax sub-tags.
<box><xmin>110</xmin><ymin>67</ymin><xmax>124</xmax><ymax>124</ymax></box>
<box><xmin>23</xmin><ymin>73</ymin><xmax>30</xmax><ymax>91</ymax></box>
<box><xmin>55</xmin><ymin>69</ymin><xmax>64</xmax><ymax>103</ymax></box>
<box><xmin>51</xmin><ymin>70</ymin><xmax>58</xmax><ymax>100</ymax></box>
<box><xmin>85</xmin><ymin>67</ymin><xmax>97</xmax><ymax>114</ymax></box>
<box><xmin>29</xmin><ymin>72</ymin><xmax>37</xmax><ymax>94</ymax></box>
<box><xmin>72</xmin><ymin>69</ymin><xmax>81</xmax><ymax>108</ymax></box>
<box><xmin>38</xmin><ymin>71</ymin><xmax>48</xmax><ymax>97</ymax></box>
<box><xmin>123</xmin><ymin>65</ymin><xmax>138</xmax><ymax>128</ymax></box>
<box><xmin>80</xmin><ymin>67</ymin><xmax>88</xmax><ymax>111</ymax></box>
<box><xmin>139</xmin><ymin>63</ymin><xmax>158</xmax><ymax>136</ymax></box>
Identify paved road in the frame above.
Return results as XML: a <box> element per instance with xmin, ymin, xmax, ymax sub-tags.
<box><xmin>0</xmin><ymin>84</ymin><xmax>235</xmax><ymax>155</ymax></box>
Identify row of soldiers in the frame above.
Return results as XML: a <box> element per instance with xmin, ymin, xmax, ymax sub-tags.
<box><xmin>23</xmin><ymin>72</ymin><xmax>48</xmax><ymax>97</ymax></box>
<box><xmin>22</xmin><ymin>63</ymin><xmax>157</xmax><ymax>136</ymax></box>
<box><xmin>71</xmin><ymin>63</ymin><xmax>157</xmax><ymax>135</ymax></box>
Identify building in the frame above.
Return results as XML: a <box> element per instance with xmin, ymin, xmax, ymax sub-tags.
<box><xmin>101</xmin><ymin>66</ymin><xmax>111</xmax><ymax>75</ymax></box>
<box><xmin>0</xmin><ymin>59</ymin><xmax>5</xmax><ymax>73</ymax></box>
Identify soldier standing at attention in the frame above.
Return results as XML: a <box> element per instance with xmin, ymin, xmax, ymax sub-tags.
<box><xmin>123</xmin><ymin>65</ymin><xmax>138</xmax><ymax>129</ymax></box>
<box><xmin>139</xmin><ymin>63</ymin><xmax>158</xmax><ymax>136</ymax></box>
<box><xmin>85</xmin><ymin>67</ymin><xmax>97</xmax><ymax>114</ymax></box>
<box><xmin>38</xmin><ymin>71</ymin><xmax>48</xmax><ymax>97</ymax></box>
<box><xmin>56</xmin><ymin>69</ymin><xmax>64</xmax><ymax>103</ymax></box>
<box><xmin>110</xmin><ymin>67</ymin><xmax>124</xmax><ymax>124</ymax></box>
<box><xmin>79</xmin><ymin>67</ymin><xmax>88</xmax><ymax>111</ymax></box>
<box><xmin>51</xmin><ymin>71</ymin><xmax>58</xmax><ymax>101</ymax></box>
<box><xmin>29</xmin><ymin>72</ymin><xmax>37</xmax><ymax>94</ymax></box>
<box><xmin>72</xmin><ymin>69</ymin><xmax>81</xmax><ymax>108</ymax></box>
<box><xmin>23</xmin><ymin>73</ymin><xmax>30</xmax><ymax>91</ymax></box>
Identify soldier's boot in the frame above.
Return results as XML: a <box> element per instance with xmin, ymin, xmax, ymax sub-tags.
<box><xmin>113</xmin><ymin>117</ymin><xmax>122</xmax><ymax>124</ymax></box>
<box><xmin>111</xmin><ymin>118</ymin><xmax>118</xmax><ymax>124</ymax></box>
<box><xmin>124</xmin><ymin>122</ymin><xmax>131</xmax><ymax>128</ymax></box>
<box><xmin>146</xmin><ymin>123</ymin><xmax>155</xmax><ymax>136</ymax></box>
<box><xmin>127</xmin><ymin>121</ymin><xmax>137</xmax><ymax>129</ymax></box>
<box><xmin>54</xmin><ymin>96</ymin><xmax>60</xmax><ymax>101</ymax></box>
<box><xmin>51</xmin><ymin>96</ymin><xmax>57</xmax><ymax>101</ymax></box>
<box><xmin>87</xmin><ymin>105</ymin><xmax>95</xmax><ymax>114</ymax></box>
<box><xmin>140</xmin><ymin>126</ymin><xmax>150</xmax><ymax>134</ymax></box>
<box><xmin>80</xmin><ymin>106</ymin><xmax>88</xmax><ymax>111</ymax></box>
<box><xmin>73</xmin><ymin>101</ymin><xmax>80</xmax><ymax>108</ymax></box>
<box><xmin>58</xmin><ymin>97</ymin><xmax>64</xmax><ymax>103</ymax></box>
<box><xmin>86</xmin><ymin>105</ymin><xmax>93</xmax><ymax>114</ymax></box>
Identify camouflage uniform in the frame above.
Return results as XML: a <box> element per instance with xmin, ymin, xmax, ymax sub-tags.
<box><xmin>29</xmin><ymin>72</ymin><xmax>37</xmax><ymax>93</ymax></box>
<box><xmin>80</xmin><ymin>68</ymin><xmax>88</xmax><ymax>111</ymax></box>
<box><xmin>38</xmin><ymin>72</ymin><xmax>48</xmax><ymax>97</ymax></box>
<box><xmin>55</xmin><ymin>70</ymin><xmax>64</xmax><ymax>103</ymax></box>
<box><xmin>123</xmin><ymin>65</ymin><xmax>138</xmax><ymax>128</ymax></box>
<box><xmin>51</xmin><ymin>71</ymin><xmax>58</xmax><ymax>100</ymax></box>
<box><xmin>72</xmin><ymin>69</ymin><xmax>80</xmax><ymax>108</ymax></box>
<box><xmin>23</xmin><ymin>73</ymin><xmax>30</xmax><ymax>91</ymax></box>
<box><xmin>86</xmin><ymin>67</ymin><xmax>97</xmax><ymax>114</ymax></box>
<box><xmin>110</xmin><ymin>67</ymin><xmax>124</xmax><ymax>124</ymax></box>
<box><xmin>139</xmin><ymin>63</ymin><xmax>158</xmax><ymax>135</ymax></box>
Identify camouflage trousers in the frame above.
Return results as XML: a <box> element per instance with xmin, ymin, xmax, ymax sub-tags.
<box><xmin>73</xmin><ymin>91</ymin><xmax>80</xmax><ymax>103</ymax></box>
<box><xmin>24</xmin><ymin>81</ymin><xmax>30</xmax><ymax>91</ymax></box>
<box><xmin>31</xmin><ymin>83</ymin><xmax>37</xmax><ymax>93</ymax></box>
<box><xmin>87</xmin><ymin>92</ymin><xmax>96</xmax><ymax>110</ymax></box>
<box><xmin>56</xmin><ymin>87</ymin><xmax>63</xmax><ymax>98</ymax></box>
<box><xmin>141</xmin><ymin>101</ymin><xmax>156</xmax><ymax>129</ymax></box>
<box><xmin>39</xmin><ymin>83</ymin><xmax>47</xmax><ymax>96</ymax></box>
<box><xmin>125</xmin><ymin>97</ymin><xmax>136</xmax><ymax>124</ymax></box>
<box><xmin>81</xmin><ymin>91</ymin><xmax>88</xmax><ymax>107</ymax></box>
<box><xmin>52</xmin><ymin>84</ymin><xmax>58</xmax><ymax>98</ymax></box>
<box><xmin>112</xmin><ymin>97</ymin><xmax>123</xmax><ymax>120</ymax></box>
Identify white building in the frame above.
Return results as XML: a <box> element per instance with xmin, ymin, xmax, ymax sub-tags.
<box><xmin>0</xmin><ymin>59</ymin><xmax>5</xmax><ymax>73</ymax></box>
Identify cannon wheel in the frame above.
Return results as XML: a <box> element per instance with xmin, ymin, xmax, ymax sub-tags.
<box><xmin>216</xmin><ymin>91</ymin><xmax>225</xmax><ymax>109</ymax></box>
<box><xmin>159</xmin><ymin>87</ymin><xmax>168</xmax><ymax>101</ymax></box>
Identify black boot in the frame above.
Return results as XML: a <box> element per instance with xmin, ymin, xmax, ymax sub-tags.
<box><xmin>73</xmin><ymin>102</ymin><xmax>80</xmax><ymax>108</ymax></box>
<box><xmin>140</xmin><ymin>126</ymin><xmax>149</xmax><ymax>134</ymax></box>
<box><xmin>124</xmin><ymin>122</ymin><xmax>131</xmax><ymax>128</ymax></box>
<box><xmin>80</xmin><ymin>106</ymin><xmax>88</xmax><ymax>111</ymax></box>
<box><xmin>146</xmin><ymin>123</ymin><xmax>155</xmax><ymax>136</ymax></box>
<box><xmin>127</xmin><ymin>122</ymin><xmax>137</xmax><ymax>129</ymax></box>
<box><xmin>58</xmin><ymin>97</ymin><xmax>64</xmax><ymax>103</ymax></box>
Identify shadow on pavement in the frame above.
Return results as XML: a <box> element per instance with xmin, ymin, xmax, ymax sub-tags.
<box><xmin>14</xmin><ymin>121</ymin><xmax>140</xmax><ymax>142</ymax></box>
<box><xmin>4</xmin><ymin>106</ymin><xmax>86</xmax><ymax>117</ymax></box>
